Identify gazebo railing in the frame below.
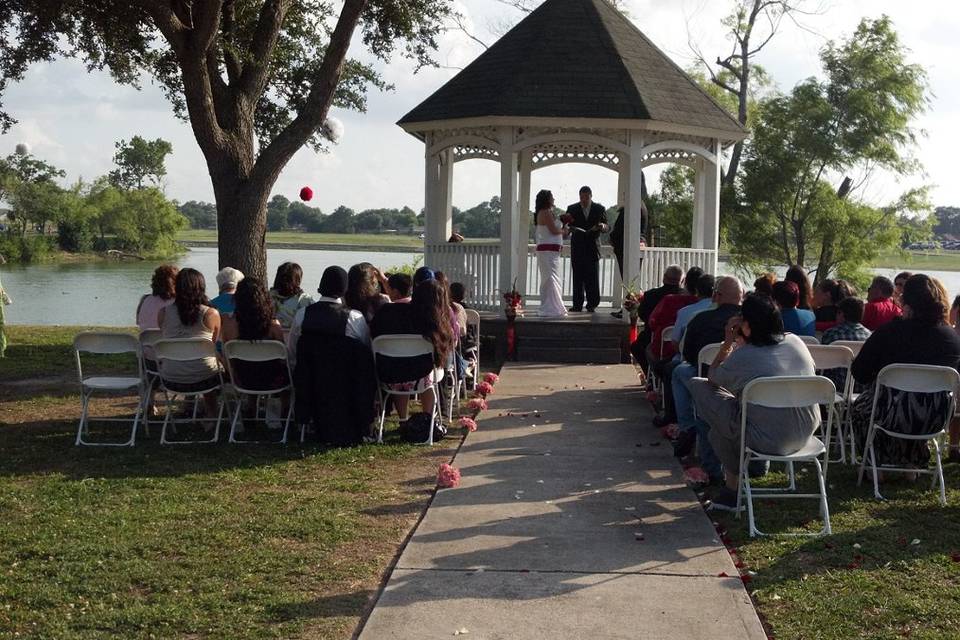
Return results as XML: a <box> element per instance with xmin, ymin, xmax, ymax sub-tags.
<box><xmin>426</xmin><ymin>242</ymin><xmax>717</xmax><ymax>311</ymax></box>
<box><xmin>429</xmin><ymin>242</ymin><xmax>502</xmax><ymax>311</ymax></box>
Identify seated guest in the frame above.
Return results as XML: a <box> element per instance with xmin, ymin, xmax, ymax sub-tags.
<box><xmin>893</xmin><ymin>271</ymin><xmax>913</xmax><ymax>308</ymax></box>
<box><xmin>157</xmin><ymin>268</ymin><xmax>222</xmax><ymax>418</ymax></box>
<box><xmin>951</xmin><ymin>295</ymin><xmax>960</xmax><ymax>335</ymax></box>
<box><xmin>862</xmin><ymin>276</ymin><xmax>902</xmax><ymax>331</ymax></box>
<box><xmin>136</xmin><ymin>265</ymin><xmax>177</xmax><ymax>330</ymax></box>
<box><xmin>386</xmin><ymin>273</ymin><xmax>413</xmax><ymax>303</ymax></box>
<box><xmin>220</xmin><ymin>278</ymin><xmax>288</xmax><ymax>420</ymax></box>
<box><xmin>653</xmin><ymin>273</ymin><xmax>714</xmax><ymax>427</ymax></box>
<box><xmin>646</xmin><ymin>266</ymin><xmax>703</xmax><ymax>366</ymax></box>
<box><xmin>753</xmin><ymin>273</ymin><xmax>776</xmax><ymax>297</ymax></box>
<box><xmin>813</xmin><ymin>279</ymin><xmax>842</xmax><ymax>331</ymax></box>
<box><xmin>451</xmin><ymin>281</ymin><xmax>479</xmax><ymax>358</ymax></box>
<box><xmin>822</xmin><ymin>297</ymin><xmax>871</xmax><ymax>345</ymax></box>
<box><xmin>688</xmin><ymin>294</ymin><xmax>819</xmax><ymax>511</ymax></box>
<box><xmin>785</xmin><ymin>265</ymin><xmax>814</xmax><ymax>310</ymax></box>
<box><xmin>287</xmin><ymin>266</ymin><xmax>370</xmax><ymax>368</ymax></box>
<box><xmin>345</xmin><ymin>262</ymin><xmax>391</xmax><ymax>323</ymax></box>
<box><xmin>291</xmin><ymin>266</ymin><xmax>376</xmax><ymax>446</ymax></box>
<box><xmin>271</xmin><ymin>262</ymin><xmax>313</xmax><ymax>329</ymax></box>
<box><xmin>371</xmin><ymin>279</ymin><xmax>456</xmax><ymax>420</ymax></box>
<box><xmin>850</xmin><ymin>274</ymin><xmax>960</xmax><ymax>469</ymax></box>
<box><xmin>773</xmin><ymin>281</ymin><xmax>816</xmax><ymax>336</ymax></box>
<box><xmin>630</xmin><ymin>265</ymin><xmax>684</xmax><ymax>371</ymax></box>
<box><xmin>672</xmin><ymin>276</ymin><xmax>744</xmax><ymax>479</ymax></box>
<box><xmin>210</xmin><ymin>267</ymin><xmax>243</xmax><ymax>317</ymax></box>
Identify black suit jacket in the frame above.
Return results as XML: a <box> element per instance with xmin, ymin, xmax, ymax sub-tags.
<box><xmin>566</xmin><ymin>201</ymin><xmax>607</xmax><ymax>261</ymax></box>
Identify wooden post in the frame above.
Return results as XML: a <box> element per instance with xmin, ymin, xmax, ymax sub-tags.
<box><xmin>624</xmin><ymin>132</ymin><xmax>644</xmax><ymax>293</ymax></box>
<box><xmin>499</xmin><ymin>127</ymin><xmax>520</xmax><ymax>307</ymax></box>
<box><xmin>518</xmin><ymin>151</ymin><xmax>533</xmax><ymax>300</ymax></box>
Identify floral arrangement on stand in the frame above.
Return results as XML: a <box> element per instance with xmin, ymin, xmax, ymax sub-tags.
<box><xmin>503</xmin><ymin>278</ymin><xmax>523</xmax><ymax>320</ymax></box>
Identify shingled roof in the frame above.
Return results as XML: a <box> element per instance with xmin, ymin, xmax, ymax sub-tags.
<box><xmin>399</xmin><ymin>0</ymin><xmax>744</xmax><ymax>138</ymax></box>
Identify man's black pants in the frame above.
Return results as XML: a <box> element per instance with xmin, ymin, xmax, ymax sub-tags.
<box><xmin>571</xmin><ymin>256</ymin><xmax>600</xmax><ymax>310</ymax></box>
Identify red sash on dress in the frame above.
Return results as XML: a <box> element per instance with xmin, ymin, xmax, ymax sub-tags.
<box><xmin>536</xmin><ymin>244</ymin><xmax>562</xmax><ymax>252</ymax></box>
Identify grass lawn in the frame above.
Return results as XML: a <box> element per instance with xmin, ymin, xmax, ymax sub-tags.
<box><xmin>2</xmin><ymin>325</ymin><xmax>137</xmax><ymax>384</ymax></box>
<box><xmin>0</xmin><ymin>326</ymin><xmax>471</xmax><ymax>639</ymax></box>
<box><xmin>871</xmin><ymin>250</ymin><xmax>960</xmax><ymax>272</ymax></box>
<box><xmin>177</xmin><ymin>229</ymin><xmax>426</xmax><ymax>249</ymax></box>
<box><xmin>710</xmin><ymin>462</ymin><xmax>960</xmax><ymax>639</ymax></box>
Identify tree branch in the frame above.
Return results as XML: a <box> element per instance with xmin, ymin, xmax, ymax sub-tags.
<box><xmin>251</xmin><ymin>0</ymin><xmax>368</xmax><ymax>189</ymax></box>
<box><xmin>221</xmin><ymin>0</ymin><xmax>243</xmax><ymax>84</ymax></box>
<box><xmin>238</xmin><ymin>0</ymin><xmax>293</xmax><ymax>99</ymax></box>
<box><xmin>190</xmin><ymin>1</ymin><xmax>224</xmax><ymax>56</ymax></box>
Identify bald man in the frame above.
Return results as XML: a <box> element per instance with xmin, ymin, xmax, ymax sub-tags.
<box><xmin>670</xmin><ymin>276</ymin><xmax>744</xmax><ymax>481</ymax></box>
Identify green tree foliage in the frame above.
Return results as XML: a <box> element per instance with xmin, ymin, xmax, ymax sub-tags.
<box><xmin>933</xmin><ymin>207</ymin><xmax>960</xmax><ymax>238</ymax></box>
<box><xmin>648</xmin><ymin>166</ymin><xmax>695</xmax><ymax>248</ymax></box>
<box><xmin>323</xmin><ymin>206</ymin><xmax>356</xmax><ymax>234</ymax></box>
<box><xmin>110</xmin><ymin>188</ymin><xmax>187</xmax><ymax>255</ymax></box>
<box><xmin>7</xmin><ymin>179</ymin><xmax>64</xmax><ymax>236</ymax></box>
<box><xmin>0</xmin><ymin>1</ymin><xmax>455</xmax><ymax>280</ymax></box>
<box><xmin>454</xmin><ymin>197</ymin><xmax>501</xmax><ymax>238</ymax></box>
<box><xmin>0</xmin><ymin>149</ymin><xmax>65</xmax><ymax>205</ymax></box>
<box><xmin>729</xmin><ymin>16</ymin><xmax>930</xmax><ymax>284</ymax></box>
<box><xmin>109</xmin><ymin>136</ymin><xmax>173</xmax><ymax>189</ymax></box>
<box><xmin>178</xmin><ymin>201</ymin><xmax>218</xmax><ymax>229</ymax></box>
<box><xmin>266</xmin><ymin>195</ymin><xmax>290</xmax><ymax>232</ymax></box>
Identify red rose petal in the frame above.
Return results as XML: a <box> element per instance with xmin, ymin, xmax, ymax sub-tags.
<box><xmin>741</xmin><ymin>574</ymin><xmax>752</xmax><ymax>584</ymax></box>
<box><xmin>734</xmin><ymin>560</ymin><xmax>745</xmax><ymax>569</ymax></box>
<box><xmin>718</xmin><ymin>571</ymin><xmax>729</xmax><ymax>578</ymax></box>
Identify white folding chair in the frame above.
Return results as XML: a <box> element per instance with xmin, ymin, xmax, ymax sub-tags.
<box><xmin>736</xmin><ymin>376</ymin><xmax>836</xmax><ymax>537</ymax></box>
<box><xmin>223</xmin><ymin>340</ymin><xmax>294</xmax><ymax>444</ymax></box>
<box><xmin>795</xmin><ymin>334</ymin><xmax>820</xmax><ymax>345</ymax></box>
<box><xmin>139</xmin><ymin>328</ymin><xmax>163</xmax><ymax>436</ymax></box>
<box><xmin>462</xmin><ymin>309</ymin><xmax>481</xmax><ymax>396</ymax></box>
<box><xmin>696</xmin><ymin>343</ymin><xmax>723</xmax><ymax>378</ymax></box>
<box><xmin>857</xmin><ymin>364</ymin><xmax>959</xmax><ymax>506</ymax></box>
<box><xmin>372</xmin><ymin>335</ymin><xmax>443</xmax><ymax>445</ymax></box>
<box><xmin>832</xmin><ymin>340</ymin><xmax>864</xmax><ymax>358</ymax></box>
<box><xmin>73</xmin><ymin>332</ymin><xmax>144</xmax><ymax>447</ymax></box>
<box><xmin>154</xmin><ymin>338</ymin><xmax>227</xmax><ymax>445</ymax></box>
<box><xmin>806</xmin><ymin>344</ymin><xmax>855</xmax><ymax>467</ymax></box>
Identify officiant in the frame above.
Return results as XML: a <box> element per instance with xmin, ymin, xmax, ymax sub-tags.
<box><xmin>565</xmin><ymin>186</ymin><xmax>608</xmax><ymax>312</ymax></box>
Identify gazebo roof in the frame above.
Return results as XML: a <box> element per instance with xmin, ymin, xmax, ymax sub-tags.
<box><xmin>398</xmin><ymin>0</ymin><xmax>745</xmax><ymax>139</ymax></box>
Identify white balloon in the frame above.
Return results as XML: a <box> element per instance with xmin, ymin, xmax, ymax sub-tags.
<box><xmin>322</xmin><ymin>116</ymin><xmax>344</xmax><ymax>144</ymax></box>
<box><xmin>14</xmin><ymin>142</ymin><xmax>30</xmax><ymax>155</ymax></box>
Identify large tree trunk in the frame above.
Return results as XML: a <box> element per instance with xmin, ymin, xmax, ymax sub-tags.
<box><xmin>212</xmin><ymin>174</ymin><xmax>270</xmax><ymax>283</ymax></box>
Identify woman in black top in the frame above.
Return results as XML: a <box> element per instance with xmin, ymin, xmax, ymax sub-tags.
<box><xmin>850</xmin><ymin>274</ymin><xmax>960</xmax><ymax>468</ymax></box>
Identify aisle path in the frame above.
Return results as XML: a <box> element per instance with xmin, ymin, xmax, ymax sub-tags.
<box><xmin>359</xmin><ymin>363</ymin><xmax>765</xmax><ymax>640</ymax></box>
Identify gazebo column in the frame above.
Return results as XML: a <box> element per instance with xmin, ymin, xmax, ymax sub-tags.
<box><xmin>498</xmin><ymin>128</ymin><xmax>521</xmax><ymax>305</ymax></box>
<box><xmin>623</xmin><ymin>132</ymin><xmax>645</xmax><ymax>293</ymax></box>
<box><xmin>612</xmin><ymin>157</ymin><xmax>630</xmax><ymax>307</ymax></box>
<box><xmin>692</xmin><ymin>141</ymin><xmax>722</xmax><ymax>274</ymax></box>
<box><xmin>423</xmin><ymin>145</ymin><xmax>453</xmax><ymax>265</ymax></box>
<box><xmin>517</xmin><ymin>151</ymin><xmax>533</xmax><ymax>300</ymax></box>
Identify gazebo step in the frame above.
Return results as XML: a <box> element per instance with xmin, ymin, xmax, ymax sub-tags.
<box><xmin>517</xmin><ymin>336</ymin><xmax>622</xmax><ymax>351</ymax></box>
<box><xmin>515</xmin><ymin>346</ymin><xmax>623</xmax><ymax>364</ymax></box>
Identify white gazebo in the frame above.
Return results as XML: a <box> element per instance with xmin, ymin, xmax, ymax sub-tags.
<box><xmin>398</xmin><ymin>0</ymin><xmax>746</xmax><ymax>312</ymax></box>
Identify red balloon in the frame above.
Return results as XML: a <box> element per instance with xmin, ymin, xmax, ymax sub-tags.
<box><xmin>299</xmin><ymin>186</ymin><xmax>313</xmax><ymax>201</ymax></box>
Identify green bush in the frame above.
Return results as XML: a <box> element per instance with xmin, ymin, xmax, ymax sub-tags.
<box><xmin>0</xmin><ymin>233</ymin><xmax>55</xmax><ymax>263</ymax></box>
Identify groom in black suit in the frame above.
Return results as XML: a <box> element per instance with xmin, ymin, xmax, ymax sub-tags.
<box><xmin>566</xmin><ymin>186</ymin><xmax>609</xmax><ymax>312</ymax></box>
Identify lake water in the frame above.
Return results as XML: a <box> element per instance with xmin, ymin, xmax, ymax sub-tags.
<box><xmin>0</xmin><ymin>247</ymin><xmax>420</xmax><ymax>327</ymax></box>
<box><xmin>2</xmin><ymin>247</ymin><xmax>958</xmax><ymax>326</ymax></box>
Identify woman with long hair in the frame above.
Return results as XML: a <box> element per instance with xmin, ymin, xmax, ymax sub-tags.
<box><xmin>345</xmin><ymin>262</ymin><xmax>389</xmax><ymax>322</ymax></box>
<box><xmin>534</xmin><ymin>189</ymin><xmax>569</xmax><ymax>317</ymax></box>
<box><xmin>784</xmin><ymin>265</ymin><xmax>813</xmax><ymax>310</ymax></box>
<box><xmin>221</xmin><ymin>278</ymin><xmax>289</xmax><ymax>424</ymax></box>
<box><xmin>157</xmin><ymin>268</ymin><xmax>222</xmax><ymax>417</ymax></box>
<box><xmin>270</xmin><ymin>262</ymin><xmax>313</xmax><ymax>329</ymax></box>
<box><xmin>850</xmin><ymin>274</ymin><xmax>960</xmax><ymax>469</ymax></box>
<box><xmin>136</xmin><ymin>264</ymin><xmax>178</xmax><ymax>330</ymax></box>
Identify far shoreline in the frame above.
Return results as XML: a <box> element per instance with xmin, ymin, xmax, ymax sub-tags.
<box><xmin>179</xmin><ymin>240</ymin><xmax>424</xmax><ymax>254</ymax></box>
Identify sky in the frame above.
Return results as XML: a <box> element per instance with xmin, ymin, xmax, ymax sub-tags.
<box><xmin>2</xmin><ymin>0</ymin><xmax>958</xmax><ymax>214</ymax></box>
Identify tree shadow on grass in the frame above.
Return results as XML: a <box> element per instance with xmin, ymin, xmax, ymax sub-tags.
<box><xmin>266</xmin><ymin>590</ymin><xmax>377</xmax><ymax>624</ymax></box>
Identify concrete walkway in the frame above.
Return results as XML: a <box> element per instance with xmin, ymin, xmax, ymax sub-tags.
<box><xmin>359</xmin><ymin>363</ymin><xmax>766</xmax><ymax>640</ymax></box>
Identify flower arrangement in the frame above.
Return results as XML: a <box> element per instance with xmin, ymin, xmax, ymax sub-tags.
<box><xmin>621</xmin><ymin>277</ymin><xmax>643</xmax><ymax>320</ymax></box>
<box><xmin>560</xmin><ymin>213</ymin><xmax>574</xmax><ymax>225</ymax></box>
<box><xmin>660</xmin><ymin>424</ymin><xmax>680</xmax><ymax>440</ymax></box>
<box><xmin>503</xmin><ymin>279</ymin><xmax>523</xmax><ymax>319</ymax></box>
<box><xmin>684</xmin><ymin>467</ymin><xmax>710</xmax><ymax>485</ymax></box>
<box><xmin>459</xmin><ymin>417</ymin><xmax>478</xmax><ymax>432</ymax></box>
<box><xmin>437</xmin><ymin>463</ymin><xmax>461</xmax><ymax>488</ymax></box>
<box><xmin>467</xmin><ymin>398</ymin><xmax>488</xmax><ymax>413</ymax></box>
<box><xmin>484</xmin><ymin>372</ymin><xmax>500</xmax><ymax>385</ymax></box>
<box><xmin>475</xmin><ymin>381</ymin><xmax>494</xmax><ymax>397</ymax></box>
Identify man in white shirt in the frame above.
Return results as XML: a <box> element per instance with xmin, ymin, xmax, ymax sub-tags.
<box><xmin>287</xmin><ymin>266</ymin><xmax>370</xmax><ymax>367</ymax></box>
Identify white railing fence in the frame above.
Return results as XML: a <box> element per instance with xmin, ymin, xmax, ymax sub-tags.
<box><xmin>427</xmin><ymin>243</ymin><xmax>717</xmax><ymax>311</ymax></box>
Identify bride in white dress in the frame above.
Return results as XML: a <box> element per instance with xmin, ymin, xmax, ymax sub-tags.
<box><xmin>534</xmin><ymin>189</ymin><xmax>569</xmax><ymax>318</ymax></box>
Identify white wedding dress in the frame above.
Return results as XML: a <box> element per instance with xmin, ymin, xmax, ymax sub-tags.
<box><xmin>536</xmin><ymin>223</ymin><xmax>567</xmax><ymax>318</ymax></box>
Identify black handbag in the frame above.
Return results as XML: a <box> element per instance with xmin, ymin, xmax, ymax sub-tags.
<box><xmin>400</xmin><ymin>412</ymin><xmax>447</xmax><ymax>443</ymax></box>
